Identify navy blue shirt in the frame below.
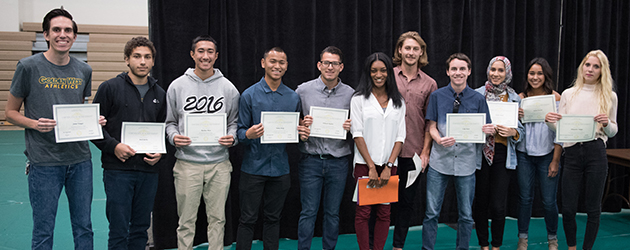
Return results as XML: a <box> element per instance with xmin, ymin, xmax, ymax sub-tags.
<box><xmin>237</xmin><ymin>77</ymin><xmax>302</xmax><ymax>176</ymax></box>
<box><xmin>425</xmin><ymin>84</ymin><xmax>491</xmax><ymax>176</ymax></box>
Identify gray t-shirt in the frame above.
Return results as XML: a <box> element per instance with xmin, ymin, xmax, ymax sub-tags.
<box><xmin>10</xmin><ymin>53</ymin><xmax>93</xmax><ymax>165</ymax></box>
<box><xmin>135</xmin><ymin>82</ymin><xmax>149</xmax><ymax>100</ymax></box>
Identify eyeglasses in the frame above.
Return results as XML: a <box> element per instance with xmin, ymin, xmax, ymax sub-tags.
<box><xmin>320</xmin><ymin>61</ymin><xmax>342</xmax><ymax>67</ymax></box>
<box><xmin>453</xmin><ymin>96</ymin><xmax>461</xmax><ymax>113</ymax></box>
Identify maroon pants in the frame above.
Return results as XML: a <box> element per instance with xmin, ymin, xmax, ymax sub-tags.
<box><xmin>354</xmin><ymin>163</ymin><xmax>397</xmax><ymax>250</ymax></box>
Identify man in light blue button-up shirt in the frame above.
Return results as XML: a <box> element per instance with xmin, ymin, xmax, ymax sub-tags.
<box><xmin>421</xmin><ymin>53</ymin><xmax>494</xmax><ymax>250</ymax></box>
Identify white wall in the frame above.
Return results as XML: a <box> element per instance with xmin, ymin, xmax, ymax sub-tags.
<box><xmin>0</xmin><ymin>0</ymin><xmax>148</xmax><ymax>32</ymax></box>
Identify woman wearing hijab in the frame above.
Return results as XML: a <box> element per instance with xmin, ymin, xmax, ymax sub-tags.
<box><xmin>473</xmin><ymin>56</ymin><xmax>524</xmax><ymax>250</ymax></box>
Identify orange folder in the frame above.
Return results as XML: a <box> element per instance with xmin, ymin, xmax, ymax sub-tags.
<box><xmin>357</xmin><ymin>175</ymin><xmax>399</xmax><ymax>206</ymax></box>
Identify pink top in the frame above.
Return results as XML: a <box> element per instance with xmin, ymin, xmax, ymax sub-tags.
<box><xmin>394</xmin><ymin>66</ymin><xmax>438</xmax><ymax>158</ymax></box>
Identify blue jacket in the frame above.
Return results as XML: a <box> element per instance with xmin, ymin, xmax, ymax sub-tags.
<box><xmin>475</xmin><ymin>86</ymin><xmax>524</xmax><ymax>170</ymax></box>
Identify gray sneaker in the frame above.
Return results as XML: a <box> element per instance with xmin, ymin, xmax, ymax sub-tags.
<box><xmin>517</xmin><ymin>238</ymin><xmax>528</xmax><ymax>250</ymax></box>
<box><xmin>548</xmin><ymin>239</ymin><xmax>558</xmax><ymax>250</ymax></box>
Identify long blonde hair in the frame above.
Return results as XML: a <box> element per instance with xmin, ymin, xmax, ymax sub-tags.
<box><xmin>569</xmin><ymin>50</ymin><xmax>615</xmax><ymax>118</ymax></box>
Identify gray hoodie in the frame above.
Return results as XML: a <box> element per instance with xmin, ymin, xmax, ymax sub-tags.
<box><xmin>165</xmin><ymin>68</ymin><xmax>240</xmax><ymax>163</ymax></box>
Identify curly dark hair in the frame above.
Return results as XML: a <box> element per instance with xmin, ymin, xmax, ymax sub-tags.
<box><xmin>124</xmin><ymin>36</ymin><xmax>156</xmax><ymax>59</ymax></box>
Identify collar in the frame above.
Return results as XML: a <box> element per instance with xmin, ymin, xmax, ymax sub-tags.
<box><xmin>447</xmin><ymin>83</ymin><xmax>471</xmax><ymax>97</ymax></box>
<box><xmin>394</xmin><ymin>65</ymin><xmax>422</xmax><ymax>81</ymax></box>
<box><xmin>259</xmin><ymin>77</ymin><xmax>285</xmax><ymax>95</ymax></box>
<box><xmin>316</xmin><ymin>76</ymin><xmax>341</xmax><ymax>94</ymax></box>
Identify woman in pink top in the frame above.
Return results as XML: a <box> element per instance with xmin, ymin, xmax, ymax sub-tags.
<box><xmin>545</xmin><ymin>50</ymin><xmax>618</xmax><ymax>250</ymax></box>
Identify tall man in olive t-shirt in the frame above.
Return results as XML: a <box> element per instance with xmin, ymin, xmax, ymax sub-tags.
<box><xmin>6</xmin><ymin>8</ymin><xmax>103</xmax><ymax>249</ymax></box>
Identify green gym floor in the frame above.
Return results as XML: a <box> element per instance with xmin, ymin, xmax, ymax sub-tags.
<box><xmin>1</xmin><ymin>130</ymin><xmax>629</xmax><ymax>250</ymax></box>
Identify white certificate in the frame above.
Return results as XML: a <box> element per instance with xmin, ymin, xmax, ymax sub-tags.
<box><xmin>309</xmin><ymin>106</ymin><xmax>348</xmax><ymax>140</ymax></box>
<box><xmin>446</xmin><ymin>113</ymin><xmax>486</xmax><ymax>143</ymax></box>
<box><xmin>487</xmin><ymin>101</ymin><xmax>519</xmax><ymax>128</ymax></box>
<box><xmin>520</xmin><ymin>94</ymin><xmax>556</xmax><ymax>123</ymax></box>
<box><xmin>260</xmin><ymin>112</ymin><xmax>299</xmax><ymax>144</ymax></box>
<box><xmin>53</xmin><ymin>104</ymin><xmax>103</xmax><ymax>143</ymax></box>
<box><xmin>185</xmin><ymin>113</ymin><xmax>226</xmax><ymax>146</ymax></box>
<box><xmin>121</xmin><ymin>122</ymin><xmax>166</xmax><ymax>153</ymax></box>
<box><xmin>555</xmin><ymin>115</ymin><xmax>596</xmax><ymax>143</ymax></box>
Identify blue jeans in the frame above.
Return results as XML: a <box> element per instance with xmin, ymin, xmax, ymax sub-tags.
<box><xmin>297</xmin><ymin>154</ymin><xmax>348</xmax><ymax>250</ymax></box>
<box><xmin>422</xmin><ymin>167</ymin><xmax>475</xmax><ymax>250</ymax></box>
<box><xmin>104</xmin><ymin>169</ymin><xmax>158</xmax><ymax>250</ymax></box>
<box><xmin>28</xmin><ymin>159</ymin><xmax>94</xmax><ymax>250</ymax></box>
<box><xmin>516</xmin><ymin>151</ymin><xmax>559</xmax><ymax>240</ymax></box>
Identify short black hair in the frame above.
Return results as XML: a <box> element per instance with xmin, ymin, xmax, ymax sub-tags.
<box><xmin>124</xmin><ymin>36</ymin><xmax>156</xmax><ymax>59</ymax></box>
<box><xmin>42</xmin><ymin>8</ymin><xmax>78</xmax><ymax>47</ymax></box>
<box><xmin>263</xmin><ymin>47</ymin><xmax>286</xmax><ymax>60</ymax></box>
<box><xmin>191</xmin><ymin>35</ymin><xmax>218</xmax><ymax>51</ymax></box>
<box><xmin>320</xmin><ymin>46</ymin><xmax>343</xmax><ymax>63</ymax></box>
<box><xmin>42</xmin><ymin>8</ymin><xmax>78</xmax><ymax>35</ymax></box>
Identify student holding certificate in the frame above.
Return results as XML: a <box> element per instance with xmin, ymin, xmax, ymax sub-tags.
<box><xmin>545</xmin><ymin>50</ymin><xmax>618</xmax><ymax>250</ymax></box>
<box><xmin>515</xmin><ymin>58</ymin><xmax>562</xmax><ymax>250</ymax></box>
<box><xmin>350</xmin><ymin>52</ymin><xmax>405</xmax><ymax>250</ymax></box>
<box><xmin>473</xmin><ymin>56</ymin><xmax>524</xmax><ymax>250</ymax></box>
<box><xmin>92</xmin><ymin>37</ymin><xmax>166</xmax><ymax>249</ymax></box>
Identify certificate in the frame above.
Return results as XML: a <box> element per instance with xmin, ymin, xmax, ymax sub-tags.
<box><xmin>121</xmin><ymin>122</ymin><xmax>166</xmax><ymax>153</ymax></box>
<box><xmin>53</xmin><ymin>104</ymin><xmax>103</xmax><ymax>143</ymax></box>
<box><xmin>555</xmin><ymin>115</ymin><xmax>596</xmax><ymax>143</ymax></box>
<box><xmin>260</xmin><ymin>112</ymin><xmax>299</xmax><ymax>144</ymax></box>
<box><xmin>487</xmin><ymin>101</ymin><xmax>519</xmax><ymax>128</ymax></box>
<box><xmin>309</xmin><ymin>106</ymin><xmax>348</xmax><ymax>140</ymax></box>
<box><xmin>446</xmin><ymin>113</ymin><xmax>486</xmax><ymax>143</ymax></box>
<box><xmin>521</xmin><ymin>94</ymin><xmax>556</xmax><ymax>123</ymax></box>
<box><xmin>185</xmin><ymin>113</ymin><xmax>226</xmax><ymax>146</ymax></box>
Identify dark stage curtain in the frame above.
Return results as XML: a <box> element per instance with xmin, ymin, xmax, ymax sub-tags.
<box><xmin>148</xmin><ymin>1</ymin><xmax>630</xmax><ymax>248</ymax></box>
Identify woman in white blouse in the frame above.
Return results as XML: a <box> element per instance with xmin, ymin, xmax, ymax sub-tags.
<box><xmin>545</xmin><ymin>50</ymin><xmax>618</xmax><ymax>250</ymax></box>
<box><xmin>350</xmin><ymin>52</ymin><xmax>406</xmax><ymax>250</ymax></box>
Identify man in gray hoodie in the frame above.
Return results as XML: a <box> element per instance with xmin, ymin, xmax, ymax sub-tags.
<box><xmin>165</xmin><ymin>35</ymin><xmax>240</xmax><ymax>250</ymax></box>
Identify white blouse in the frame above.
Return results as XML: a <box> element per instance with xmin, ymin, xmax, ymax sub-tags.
<box><xmin>350</xmin><ymin>93</ymin><xmax>406</xmax><ymax>166</ymax></box>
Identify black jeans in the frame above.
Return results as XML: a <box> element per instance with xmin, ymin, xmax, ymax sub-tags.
<box><xmin>561</xmin><ymin>139</ymin><xmax>608</xmax><ymax>250</ymax></box>
<box><xmin>392</xmin><ymin>157</ymin><xmax>420</xmax><ymax>248</ymax></box>
<box><xmin>474</xmin><ymin>143</ymin><xmax>514</xmax><ymax>247</ymax></box>
<box><xmin>236</xmin><ymin>172</ymin><xmax>291</xmax><ymax>250</ymax></box>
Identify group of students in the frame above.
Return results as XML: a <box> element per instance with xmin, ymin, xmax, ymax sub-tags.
<box><xmin>7</xmin><ymin>8</ymin><xmax>618</xmax><ymax>250</ymax></box>
<box><xmin>342</xmin><ymin>35</ymin><xmax>618</xmax><ymax>250</ymax></box>
<box><xmin>352</xmin><ymin>40</ymin><xmax>617</xmax><ymax>250</ymax></box>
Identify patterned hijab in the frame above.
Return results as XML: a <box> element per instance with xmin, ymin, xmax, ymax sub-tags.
<box><xmin>484</xmin><ymin>56</ymin><xmax>515</xmax><ymax>101</ymax></box>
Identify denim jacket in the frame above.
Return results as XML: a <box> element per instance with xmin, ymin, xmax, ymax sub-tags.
<box><xmin>475</xmin><ymin>86</ymin><xmax>524</xmax><ymax>170</ymax></box>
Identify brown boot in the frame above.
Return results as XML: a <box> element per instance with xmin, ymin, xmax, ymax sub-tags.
<box><xmin>517</xmin><ymin>238</ymin><xmax>528</xmax><ymax>250</ymax></box>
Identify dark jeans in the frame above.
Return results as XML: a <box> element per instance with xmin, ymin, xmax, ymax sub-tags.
<box><xmin>474</xmin><ymin>144</ymin><xmax>514</xmax><ymax>247</ymax></box>
<box><xmin>516</xmin><ymin>151</ymin><xmax>559</xmax><ymax>240</ymax></box>
<box><xmin>28</xmin><ymin>159</ymin><xmax>93</xmax><ymax>250</ymax></box>
<box><xmin>561</xmin><ymin>139</ymin><xmax>608</xmax><ymax>250</ymax></box>
<box><xmin>392</xmin><ymin>157</ymin><xmax>419</xmax><ymax>248</ymax></box>
<box><xmin>236</xmin><ymin>172</ymin><xmax>291</xmax><ymax>250</ymax></box>
<box><xmin>103</xmin><ymin>169</ymin><xmax>159</xmax><ymax>250</ymax></box>
<box><xmin>297</xmin><ymin>154</ymin><xmax>348</xmax><ymax>250</ymax></box>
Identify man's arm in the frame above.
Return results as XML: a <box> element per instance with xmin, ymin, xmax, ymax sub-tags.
<box><xmin>420</xmin><ymin>131</ymin><xmax>432</xmax><ymax>172</ymax></box>
<box><xmin>6</xmin><ymin>93</ymin><xmax>56</xmax><ymax>132</ymax></box>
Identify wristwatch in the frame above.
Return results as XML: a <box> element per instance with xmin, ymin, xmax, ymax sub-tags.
<box><xmin>386</xmin><ymin>162</ymin><xmax>394</xmax><ymax>168</ymax></box>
